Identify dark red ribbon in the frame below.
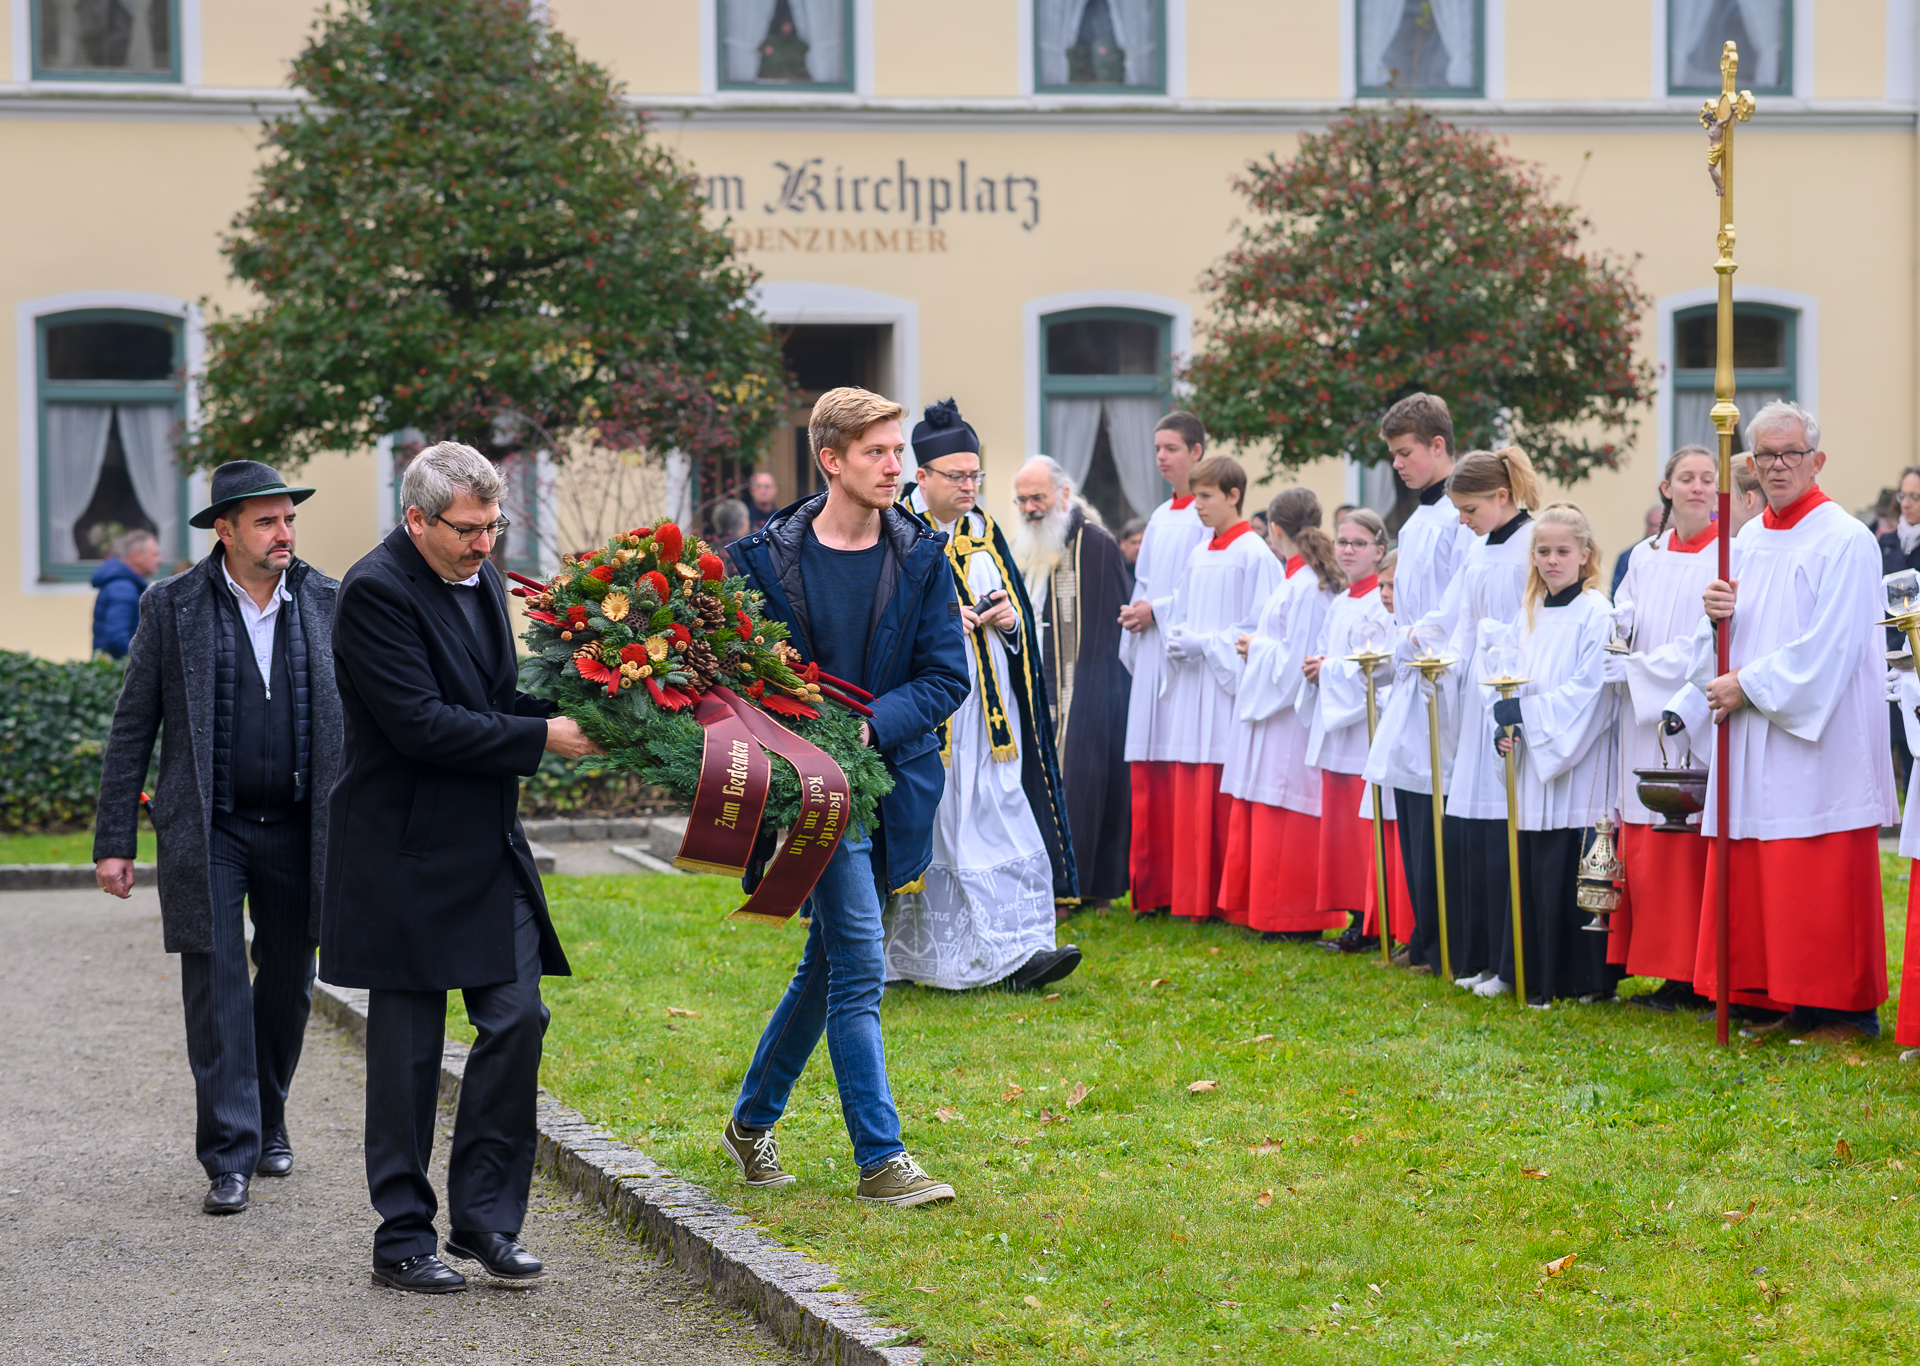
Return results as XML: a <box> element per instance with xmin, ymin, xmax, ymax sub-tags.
<box><xmin>672</xmin><ymin>691</ymin><xmax>771</xmax><ymax>876</ymax></box>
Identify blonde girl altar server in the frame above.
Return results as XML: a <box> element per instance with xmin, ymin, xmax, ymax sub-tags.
<box><xmin>1118</xmin><ymin>412</ymin><xmax>1211</xmax><ymax>918</ymax></box>
<box><xmin>1304</xmin><ymin>508</ymin><xmax>1394</xmax><ymax>952</ymax></box>
<box><xmin>1159</xmin><ymin>456</ymin><xmax>1284</xmax><ymax>922</ymax></box>
<box><xmin>1352</xmin><ymin>550</ymin><xmax>1416</xmax><ymax>951</ymax></box>
<box><xmin>1219</xmin><ymin>489</ymin><xmax>1345</xmax><ymax>939</ymax></box>
<box><xmin>1490</xmin><ymin>504</ymin><xmax>1619</xmax><ymax>1006</ymax></box>
<box><xmin>1440</xmin><ymin>448</ymin><xmax>1541</xmax><ymax>995</ymax></box>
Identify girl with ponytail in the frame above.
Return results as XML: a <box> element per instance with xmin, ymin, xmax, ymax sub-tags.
<box><xmin>1443</xmin><ymin>447</ymin><xmax>1543</xmax><ymax>994</ymax></box>
<box><xmin>1218</xmin><ymin>489</ymin><xmax>1348</xmax><ymax>938</ymax></box>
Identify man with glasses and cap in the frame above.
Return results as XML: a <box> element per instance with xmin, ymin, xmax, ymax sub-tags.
<box><xmin>94</xmin><ymin>460</ymin><xmax>340</xmax><ymax>1216</ymax></box>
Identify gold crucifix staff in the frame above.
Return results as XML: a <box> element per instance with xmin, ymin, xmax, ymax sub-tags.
<box><xmin>1701</xmin><ymin>41</ymin><xmax>1755</xmax><ymax>1049</ymax></box>
<box><xmin>1346</xmin><ymin>630</ymin><xmax>1395</xmax><ymax>964</ymax></box>
<box><xmin>1411</xmin><ymin>650</ymin><xmax>1457</xmax><ymax>983</ymax></box>
<box><xmin>1482</xmin><ymin>670</ymin><xmax>1530</xmax><ymax>1006</ymax></box>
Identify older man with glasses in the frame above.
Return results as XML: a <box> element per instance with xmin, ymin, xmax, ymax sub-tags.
<box><xmin>322</xmin><ymin>441</ymin><xmax>601</xmax><ymax>1293</ymax></box>
<box><xmin>1682</xmin><ymin>401</ymin><xmax>1898</xmax><ymax>1043</ymax></box>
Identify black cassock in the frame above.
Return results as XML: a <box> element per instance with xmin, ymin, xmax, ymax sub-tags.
<box><xmin>1034</xmin><ymin>511</ymin><xmax>1133</xmax><ymax>904</ymax></box>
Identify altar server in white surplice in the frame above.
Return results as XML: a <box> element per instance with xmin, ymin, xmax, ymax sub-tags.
<box><xmin>1159</xmin><ymin>455</ymin><xmax>1284</xmax><ymax>923</ymax></box>
<box><xmin>1685</xmin><ymin>401</ymin><xmax>1897</xmax><ymax>1043</ymax></box>
<box><xmin>1360</xmin><ymin>394</ymin><xmax>1478</xmax><ymax>975</ymax></box>
<box><xmin>1119</xmin><ymin>412</ymin><xmax>1211</xmax><ymax>917</ymax></box>
<box><xmin>885</xmin><ymin>399</ymin><xmax>1082</xmax><ymax>994</ymax></box>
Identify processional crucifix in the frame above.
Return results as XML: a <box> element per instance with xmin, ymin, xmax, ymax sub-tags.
<box><xmin>1700</xmin><ymin>42</ymin><xmax>1755</xmax><ymax>1048</ymax></box>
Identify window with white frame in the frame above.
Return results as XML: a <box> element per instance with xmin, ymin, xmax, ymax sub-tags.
<box><xmin>718</xmin><ymin>0</ymin><xmax>852</xmax><ymax>90</ymax></box>
<box><xmin>1671</xmin><ymin>303</ymin><xmax>1796</xmax><ymax>454</ymax></box>
<box><xmin>1039</xmin><ymin>309</ymin><xmax>1171</xmax><ymax>530</ymax></box>
<box><xmin>1034</xmin><ymin>0</ymin><xmax>1165</xmax><ymax>93</ymax></box>
<box><xmin>37</xmin><ymin>310</ymin><xmax>187</xmax><ymax>582</ymax></box>
<box><xmin>1668</xmin><ymin>0</ymin><xmax>1791</xmax><ymax>95</ymax></box>
<box><xmin>33</xmin><ymin>0</ymin><xmax>178</xmax><ymax>81</ymax></box>
<box><xmin>1357</xmin><ymin>0</ymin><xmax>1482</xmax><ymax>97</ymax></box>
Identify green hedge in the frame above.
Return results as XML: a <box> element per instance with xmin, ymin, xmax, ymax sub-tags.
<box><xmin>0</xmin><ymin>651</ymin><xmax>129</xmax><ymax>832</ymax></box>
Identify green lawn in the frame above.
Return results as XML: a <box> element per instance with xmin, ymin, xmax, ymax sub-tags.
<box><xmin>0</xmin><ymin>829</ymin><xmax>153</xmax><ymax>863</ymax></box>
<box><xmin>455</xmin><ymin>859</ymin><xmax>1920</xmax><ymax>1365</ymax></box>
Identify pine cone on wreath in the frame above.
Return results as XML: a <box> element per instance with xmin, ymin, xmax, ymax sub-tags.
<box><xmin>684</xmin><ymin>638</ymin><xmax>720</xmax><ymax>688</ymax></box>
<box><xmin>693</xmin><ymin>590</ymin><xmax>726</xmax><ymax>633</ymax></box>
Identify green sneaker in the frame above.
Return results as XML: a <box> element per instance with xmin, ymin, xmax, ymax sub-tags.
<box><xmin>720</xmin><ymin>1117</ymin><xmax>796</xmax><ymax>1188</ymax></box>
<box><xmin>856</xmin><ymin>1151</ymin><xmax>955</xmax><ymax>1207</ymax></box>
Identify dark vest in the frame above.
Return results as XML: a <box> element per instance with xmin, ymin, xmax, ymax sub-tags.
<box><xmin>213</xmin><ymin>572</ymin><xmax>313</xmax><ymax>820</ymax></box>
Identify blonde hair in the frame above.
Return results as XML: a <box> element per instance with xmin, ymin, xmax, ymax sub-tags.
<box><xmin>1655</xmin><ymin>444</ymin><xmax>1716</xmax><ymax>539</ymax></box>
<box><xmin>1523</xmin><ymin>502</ymin><xmax>1604</xmax><ymax>628</ymax></box>
<box><xmin>1378</xmin><ymin>547</ymin><xmax>1398</xmax><ymax>578</ymax></box>
<box><xmin>1189</xmin><ymin>454</ymin><xmax>1248</xmax><ymax>512</ymax></box>
<box><xmin>809</xmin><ymin>387</ymin><xmax>907</xmax><ymax>474</ymax></box>
<box><xmin>1336</xmin><ymin>506</ymin><xmax>1388</xmax><ymax>547</ymax></box>
<box><xmin>1446</xmin><ymin>445</ymin><xmax>1542</xmax><ymax>512</ymax></box>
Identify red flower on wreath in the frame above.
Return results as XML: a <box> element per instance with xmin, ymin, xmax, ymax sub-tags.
<box><xmin>653</xmin><ymin>523</ymin><xmax>684</xmax><ymax>562</ymax></box>
<box><xmin>667</xmin><ymin>623</ymin><xmax>692</xmax><ymax>647</ymax></box>
<box><xmin>645</xmin><ymin>678</ymin><xmax>696</xmax><ymax>711</ymax></box>
<box><xmin>641</xmin><ymin>571</ymin><xmax>671</xmax><ymax>604</ymax></box>
<box><xmin>575</xmin><ymin>655</ymin><xmax>620</xmax><ymax>698</ymax></box>
<box><xmin>747</xmin><ymin>679</ymin><xmax>765</xmax><ymax>700</ymax></box>
<box><xmin>618</xmin><ymin>643</ymin><xmax>649</xmax><ymax>665</ymax></box>
<box><xmin>698</xmin><ymin>553</ymin><xmax>724</xmax><ymax>582</ymax></box>
<box><xmin>588</xmin><ymin>564</ymin><xmax>615</xmax><ymax>583</ymax></box>
<box><xmin>799</xmin><ymin>661</ymin><xmax>821</xmax><ymax>684</ymax></box>
<box><xmin>735</xmin><ymin>609</ymin><xmax>752</xmax><ymax>641</ymax></box>
<box><xmin>627</xmin><ymin>526</ymin><xmax>654</xmax><ymax>539</ymax></box>
<box><xmin>762</xmin><ymin>694</ymin><xmax>819</xmax><ymax>720</ymax></box>
<box><xmin>526</xmin><ymin>609</ymin><xmax>563</xmax><ymax>626</ymax></box>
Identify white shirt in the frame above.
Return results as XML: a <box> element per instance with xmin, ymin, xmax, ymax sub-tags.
<box><xmin>1159</xmin><ymin>528</ymin><xmax>1285</xmax><ymax>766</ymax></box>
<box><xmin>1444</xmin><ymin>519</ymin><xmax>1533</xmax><ymax>820</ymax></box>
<box><xmin>1222</xmin><ymin>560</ymin><xmax>1331</xmax><ymax>813</ymax></box>
<box><xmin>221</xmin><ymin>559</ymin><xmax>291</xmax><ymax>694</ymax></box>
<box><xmin>1509</xmin><ymin>588</ymin><xmax>1619</xmax><ymax>832</ymax></box>
<box><xmin>1614</xmin><ymin>527</ymin><xmax>1720</xmax><ymax>823</ymax></box>
<box><xmin>1307</xmin><ymin>581</ymin><xmax>1393</xmax><ymax>777</ymax></box>
<box><xmin>1121</xmin><ymin>498</ymin><xmax>1211</xmax><ymax>762</ymax></box>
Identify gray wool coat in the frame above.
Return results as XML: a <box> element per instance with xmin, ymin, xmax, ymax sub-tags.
<box><xmin>92</xmin><ymin>549</ymin><xmax>342</xmax><ymax>953</ymax></box>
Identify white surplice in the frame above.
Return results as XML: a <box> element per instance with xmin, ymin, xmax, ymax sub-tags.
<box><xmin>1307</xmin><ymin>581</ymin><xmax>1393</xmax><ymax>778</ymax></box>
<box><xmin>1362</xmin><ymin>492</ymin><xmax>1480</xmax><ymax>793</ymax></box>
<box><xmin>1507</xmin><ymin>588</ymin><xmax>1620</xmax><ymax>832</ymax></box>
<box><xmin>1222</xmin><ymin>561</ymin><xmax>1332</xmax><ymax>813</ymax></box>
<box><xmin>883</xmin><ymin>506</ymin><xmax>1056</xmax><ymax>990</ymax></box>
<box><xmin>1614</xmin><ymin>527</ymin><xmax>1721</xmax><ymax>823</ymax></box>
<box><xmin>1160</xmin><ymin>529</ymin><xmax>1286</xmax><ymax>765</ymax></box>
<box><xmin>1445</xmin><ymin>517</ymin><xmax>1533</xmax><ymax>821</ymax></box>
<box><xmin>1683</xmin><ymin>495</ymin><xmax>1898</xmax><ymax>840</ymax></box>
<box><xmin>1121</xmin><ymin>498</ymin><xmax>1210</xmax><ymax>762</ymax></box>
<box><xmin>1899</xmin><ymin>670</ymin><xmax>1920</xmax><ymax>858</ymax></box>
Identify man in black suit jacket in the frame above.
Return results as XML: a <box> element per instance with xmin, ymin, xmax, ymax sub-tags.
<box><xmin>322</xmin><ymin>442</ymin><xmax>598</xmax><ymax>1294</ymax></box>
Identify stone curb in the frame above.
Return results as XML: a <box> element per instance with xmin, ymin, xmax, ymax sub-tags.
<box><xmin>0</xmin><ymin>862</ymin><xmax>154</xmax><ymax>891</ymax></box>
<box><xmin>310</xmin><ymin>980</ymin><xmax>923</xmax><ymax>1366</ymax></box>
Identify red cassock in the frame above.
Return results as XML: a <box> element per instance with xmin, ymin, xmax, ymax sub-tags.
<box><xmin>1693</xmin><ymin>829</ymin><xmax>1888</xmax><ymax>1013</ymax></box>
<box><xmin>1611</xmin><ymin>822</ymin><xmax>1707</xmax><ymax>980</ymax></box>
<box><xmin>1315</xmin><ymin>771</ymin><xmax>1373</xmax><ymax>915</ymax></box>
<box><xmin>1897</xmin><ymin>872</ymin><xmax>1920</xmax><ymax>1048</ymax></box>
<box><xmin>1361</xmin><ymin>818</ymin><xmax>1415</xmax><ymax>944</ymax></box>
<box><xmin>1220</xmin><ymin>796</ymin><xmax>1339</xmax><ymax>933</ymax></box>
<box><xmin>1129</xmin><ymin>760</ymin><xmax>1176</xmax><ymax>912</ymax></box>
<box><xmin>1170</xmin><ymin>761</ymin><xmax>1233</xmax><ymax>919</ymax></box>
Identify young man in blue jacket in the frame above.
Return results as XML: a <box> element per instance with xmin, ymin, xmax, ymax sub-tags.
<box><xmin>721</xmin><ymin>386</ymin><xmax>971</xmax><ymax>1207</ymax></box>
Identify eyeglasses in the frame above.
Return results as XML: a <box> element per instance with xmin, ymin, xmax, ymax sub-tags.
<box><xmin>1334</xmin><ymin>538</ymin><xmax>1379</xmax><ymax>551</ymax></box>
<box><xmin>1014</xmin><ymin>492</ymin><xmax>1057</xmax><ymax>508</ymax></box>
<box><xmin>1898</xmin><ymin>491</ymin><xmax>1920</xmax><ymax>504</ymax></box>
<box><xmin>433</xmin><ymin>514</ymin><xmax>511</xmax><ymax>543</ymax></box>
<box><xmin>921</xmin><ymin>466</ymin><xmax>985</xmax><ymax>488</ymax></box>
<box><xmin>1749</xmin><ymin>449</ymin><xmax>1814</xmax><ymax>470</ymax></box>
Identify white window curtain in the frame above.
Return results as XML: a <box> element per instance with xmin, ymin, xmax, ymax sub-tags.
<box><xmin>43</xmin><ymin>404</ymin><xmax>114</xmax><ymax>563</ymax></box>
<box><xmin>1101</xmin><ymin>396</ymin><xmax>1167</xmax><ymax>523</ymax></box>
<box><xmin>1105</xmin><ymin>0</ymin><xmax>1160</xmax><ymax>87</ymax></box>
<box><xmin>720</xmin><ymin>0</ymin><xmax>781</xmax><ymax>83</ymax></box>
<box><xmin>1670</xmin><ymin>0</ymin><xmax>1785</xmax><ymax>90</ymax></box>
<box><xmin>1427</xmin><ymin>0</ymin><xmax>1478</xmax><ymax>88</ymax></box>
<box><xmin>1036</xmin><ymin>0</ymin><xmax>1093</xmax><ymax>88</ymax></box>
<box><xmin>41</xmin><ymin>0</ymin><xmax>168</xmax><ymax>72</ymax></box>
<box><xmin>786</xmin><ymin>0</ymin><xmax>846</xmax><ymax>84</ymax></box>
<box><xmin>1733</xmin><ymin>0</ymin><xmax>1784</xmax><ymax>88</ymax></box>
<box><xmin>1045</xmin><ymin>398</ymin><xmax>1105</xmax><ymax>490</ymax></box>
<box><xmin>117</xmin><ymin>403</ymin><xmax>180</xmax><ymax>559</ymax></box>
<box><xmin>1358</xmin><ymin>0</ymin><xmax>1408</xmax><ymax>89</ymax></box>
<box><xmin>1674</xmin><ymin>386</ymin><xmax>1786</xmax><ymax>454</ymax></box>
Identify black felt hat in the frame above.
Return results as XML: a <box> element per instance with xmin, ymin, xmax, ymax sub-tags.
<box><xmin>189</xmin><ymin>460</ymin><xmax>315</xmax><ymax>529</ymax></box>
<box><xmin>910</xmin><ymin>398</ymin><xmax>980</xmax><ymax>464</ymax></box>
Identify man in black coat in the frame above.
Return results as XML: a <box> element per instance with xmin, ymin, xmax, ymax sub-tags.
<box><xmin>94</xmin><ymin>461</ymin><xmax>338</xmax><ymax>1216</ymax></box>
<box><xmin>322</xmin><ymin>442</ymin><xmax>599</xmax><ymax>1294</ymax></box>
<box><xmin>1881</xmin><ymin>465</ymin><xmax>1920</xmax><ymax>789</ymax></box>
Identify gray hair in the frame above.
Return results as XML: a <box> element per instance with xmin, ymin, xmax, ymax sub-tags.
<box><xmin>113</xmin><ymin>528</ymin><xmax>158</xmax><ymax>557</ymax></box>
<box><xmin>401</xmin><ymin>441</ymin><xmax>506</xmax><ymax>520</ymax></box>
<box><xmin>1017</xmin><ymin>455</ymin><xmax>1073</xmax><ymax>492</ymax></box>
<box><xmin>1745</xmin><ymin>400</ymin><xmax>1820</xmax><ymax>454</ymax></box>
<box><xmin>712</xmin><ymin>497</ymin><xmax>750</xmax><ymax>538</ymax></box>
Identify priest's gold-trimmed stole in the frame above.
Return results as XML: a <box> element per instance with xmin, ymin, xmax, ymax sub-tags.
<box><xmin>938</xmin><ymin>512</ymin><xmax>1020</xmax><ymax>765</ymax></box>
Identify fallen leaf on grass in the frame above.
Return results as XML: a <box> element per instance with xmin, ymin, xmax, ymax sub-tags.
<box><xmin>1023</xmin><ymin>1294</ymin><xmax>1043</xmax><ymax>1310</ymax></box>
<box><xmin>1008</xmin><ymin>1135</ymin><xmax>1033</xmax><ymax>1147</ymax></box>
<box><xmin>912</xmin><ymin>1286</ymin><xmax>940</xmax><ymax>1294</ymax></box>
<box><xmin>1889</xmin><ymin>1159</ymin><xmax>1907</xmax><ymax>1171</ymax></box>
<box><xmin>1043</xmin><ymin>992</ymin><xmax>1062</xmax><ymax>1001</ymax></box>
<box><xmin>1545</xmin><ymin>1253</ymin><xmax>1578</xmax><ymax>1277</ymax></box>
<box><xmin>1723</xmin><ymin>1199</ymin><xmax>1757</xmax><ymax>1224</ymax></box>
<box><xmin>1149</xmin><ymin>977</ymin><xmax>1172</xmax><ymax>987</ymax></box>
<box><xmin>1249</xmin><ymin>1138</ymin><xmax>1285</xmax><ymax>1155</ymax></box>
<box><xmin>1835</xmin><ymin>1138</ymin><xmax>1854</xmax><ymax>1163</ymax></box>
<box><xmin>1844</xmin><ymin>1054</ymin><xmax>1865</xmax><ymax>1067</ymax></box>
<box><xmin>1170</xmin><ymin>1232</ymin><xmax>1190</xmax><ymax>1243</ymax></box>
<box><xmin>1520</xmin><ymin>1167</ymin><xmax>1549</xmax><ymax>1179</ymax></box>
<box><xmin>1188</xmin><ymin>1079</ymin><xmax>1219</xmax><ymax>1093</ymax></box>
<box><xmin>664</xmin><ymin>1007</ymin><xmax>701</xmax><ymax>1018</ymax></box>
<box><xmin>1367</xmin><ymin>1283</ymin><xmax>1384</xmax><ymax>1297</ymax></box>
<box><xmin>1038</xmin><ymin>1108</ymin><xmax>1062</xmax><ymax>1125</ymax></box>
<box><xmin>1208</xmin><ymin>946</ymin><xmax>1222</xmax><ymax>954</ymax></box>
<box><xmin>1244</xmin><ymin>1033</ymin><xmax>1275</xmax><ymax>1044</ymax></box>
<box><xmin>1218</xmin><ymin>1299</ymin><xmax>1243</xmax><ymax>1308</ymax></box>
<box><xmin>1000</xmin><ymin>1084</ymin><xmax>1025</xmax><ymax>1102</ymax></box>
<box><xmin>1066</xmin><ymin>1082</ymin><xmax>1092</xmax><ymax>1108</ymax></box>
<box><xmin>1255</xmin><ymin>1189</ymin><xmax>1273</xmax><ymax>1208</ymax></box>
<box><xmin>934</xmin><ymin>1107</ymin><xmax>963</xmax><ymax>1123</ymax></box>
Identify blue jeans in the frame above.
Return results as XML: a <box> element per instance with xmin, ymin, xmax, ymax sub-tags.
<box><xmin>733</xmin><ymin>832</ymin><xmax>903</xmax><ymax>1169</ymax></box>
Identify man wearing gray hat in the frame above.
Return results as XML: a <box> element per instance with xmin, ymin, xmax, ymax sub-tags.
<box><xmin>94</xmin><ymin>460</ymin><xmax>341</xmax><ymax>1216</ymax></box>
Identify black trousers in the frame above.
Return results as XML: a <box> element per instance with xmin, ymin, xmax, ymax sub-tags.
<box><xmin>1504</xmin><ymin>828</ymin><xmax>1616</xmax><ymax>1003</ymax></box>
<box><xmin>1454</xmin><ymin>817</ymin><xmax>1510</xmax><ymax>980</ymax></box>
<box><xmin>179</xmin><ymin>811</ymin><xmax>317</xmax><ymax>1179</ymax></box>
<box><xmin>1394</xmin><ymin>789</ymin><xmax>1466</xmax><ymax>972</ymax></box>
<box><xmin>364</xmin><ymin>886</ymin><xmax>548</xmax><ymax>1264</ymax></box>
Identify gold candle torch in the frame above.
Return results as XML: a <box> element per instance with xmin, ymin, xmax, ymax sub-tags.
<box><xmin>1481</xmin><ymin>660</ymin><xmax>1531</xmax><ymax>1007</ymax></box>
<box><xmin>1411</xmin><ymin>650</ymin><xmax>1458</xmax><ymax>985</ymax></box>
<box><xmin>1346</xmin><ymin>618</ymin><xmax>1395</xmax><ymax>965</ymax></box>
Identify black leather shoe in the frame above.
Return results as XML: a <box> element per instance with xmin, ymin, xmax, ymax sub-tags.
<box><xmin>371</xmin><ymin>1253</ymin><xmax>468</xmax><ymax>1294</ymax></box>
<box><xmin>255</xmin><ymin>1125</ymin><xmax>294</xmax><ymax>1178</ymax></box>
<box><xmin>202</xmin><ymin>1172</ymin><xmax>249</xmax><ymax>1215</ymax></box>
<box><xmin>1005</xmin><ymin>945</ymin><xmax>1082</xmax><ymax>991</ymax></box>
<box><xmin>444</xmin><ymin>1231</ymin><xmax>544</xmax><ymax>1281</ymax></box>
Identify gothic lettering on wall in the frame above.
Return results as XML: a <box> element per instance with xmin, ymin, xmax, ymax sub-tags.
<box><xmin>704</xmin><ymin>159</ymin><xmax>1041</xmax><ymax>232</ymax></box>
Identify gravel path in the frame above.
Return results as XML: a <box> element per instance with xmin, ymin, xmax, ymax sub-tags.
<box><xmin>0</xmin><ymin>887</ymin><xmax>793</xmax><ymax>1366</ymax></box>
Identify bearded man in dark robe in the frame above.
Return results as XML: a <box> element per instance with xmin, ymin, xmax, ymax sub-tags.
<box><xmin>1011</xmin><ymin>457</ymin><xmax>1133</xmax><ymax>913</ymax></box>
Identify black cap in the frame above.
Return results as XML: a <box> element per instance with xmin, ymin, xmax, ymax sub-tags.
<box><xmin>910</xmin><ymin>398</ymin><xmax>979</xmax><ymax>464</ymax></box>
<box><xmin>189</xmin><ymin>460</ymin><xmax>315</xmax><ymax>529</ymax></box>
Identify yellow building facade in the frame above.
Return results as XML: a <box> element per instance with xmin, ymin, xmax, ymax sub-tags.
<box><xmin>4</xmin><ymin>0</ymin><xmax>1915</xmax><ymax>658</ymax></box>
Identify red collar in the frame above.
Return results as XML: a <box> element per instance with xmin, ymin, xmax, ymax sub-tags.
<box><xmin>1347</xmin><ymin>572</ymin><xmax>1379</xmax><ymax>598</ymax></box>
<box><xmin>1762</xmin><ymin>485</ymin><xmax>1832</xmax><ymax>531</ymax></box>
<box><xmin>1668</xmin><ymin>521</ymin><xmax>1718</xmax><ymax>554</ymax></box>
<box><xmin>1284</xmin><ymin>553</ymin><xmax>1306</xmax><ymax>578</ymax></box>
<box><xmin>1209</xmin><ymin>521</ymin><xmax>1253</xmax><ymax>551</ymax></box>
<box><xmin>1170</xmin><ymin>495</ymin><xmax>1194</xmax><ymax>511</ymax></box>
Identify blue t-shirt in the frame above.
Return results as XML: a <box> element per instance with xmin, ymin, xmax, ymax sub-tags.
<box><xmin>799</xmin><ymin>530</ymin><xmax>885</xmax><ymax>691</ymax></box>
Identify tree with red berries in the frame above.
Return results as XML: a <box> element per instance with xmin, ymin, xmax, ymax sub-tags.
<box><xmin>1187</xmin><ymin>108</ymin><xmax>1653</xmax><ymax>488</ymax></box>
<box><xmin>189</xmin><ymin>0</ymin><xmax>783</xmax><ymax>473</ymax></box>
